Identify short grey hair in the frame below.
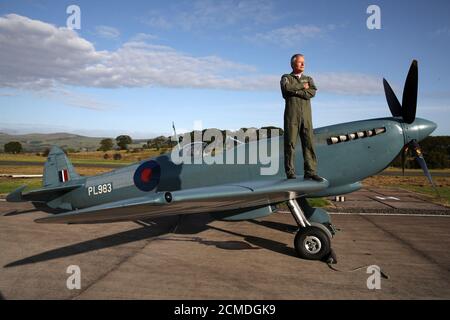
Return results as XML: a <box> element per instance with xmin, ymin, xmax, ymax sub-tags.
<box><xmin>290</xmin><ymin>53</ymin><xmax>304</xmax><ymax>68</ymax></box>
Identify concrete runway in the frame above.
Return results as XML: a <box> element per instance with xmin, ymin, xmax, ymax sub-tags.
<box><xmin>0</xmin><ymin>201</ymin><xmax>449</xmax><ymax>299</ymax></box>
<box><xmin>326</xmin><ymin>186</ymin><xmax>450</xmax><ymax>215</ymax></box>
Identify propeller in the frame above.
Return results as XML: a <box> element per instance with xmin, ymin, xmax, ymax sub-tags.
<box><xmin>383</xmin><ymin>60</ymin><xmax>418</xmax><ymax>123</ymax></box>
<box><xmin>384</xmin><ymin>60</ymin><xmax>440</xmax><ymax>199</ymax></box>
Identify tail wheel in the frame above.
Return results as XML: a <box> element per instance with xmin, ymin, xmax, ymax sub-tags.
<box><xmin>294</xmin><ymin>226</ymin><xmax>331</xmax><ymax>261</ymax></box>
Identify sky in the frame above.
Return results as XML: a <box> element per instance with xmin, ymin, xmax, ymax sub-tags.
<box><xmin>0</xmin><ymin>0</ymin><xmax>449</xmax><ymax>138</ymax></box>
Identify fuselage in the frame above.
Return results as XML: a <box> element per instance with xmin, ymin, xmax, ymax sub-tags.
<box><xmin>51</xmin><ymin>116</ymin><xmax>436</xmax><ymax>211</ymax></box>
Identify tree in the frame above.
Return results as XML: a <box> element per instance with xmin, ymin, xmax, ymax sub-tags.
<box><xmin>148</xmin><ymin>136</ymin><xmax>170</xmax><ymax>150</ymax></box>
<box><xmin>4</xmin><ymin>141</ymin><xmax>22</xmax><ymax>154</ymax></box>
<box><xmin>99</xmin><ymin>138</ymin><xmax>114</xmax><ymax>151</ymax></box>
<box><xmin>390</xmin><ymin>136</ymin><xmax>450</xmax><ymax>169</ymax></box>
<box><xmin>115</xmin><ymin>135</ymin><xmax>132</xmax><ymax>150</ymax></box>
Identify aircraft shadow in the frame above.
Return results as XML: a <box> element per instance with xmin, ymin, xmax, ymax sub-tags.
<box><xmin>207</xmin><ymin>225</ymin><xmax>298</xmax><ymax>258</ymax></box>
<box><xmin>248</xmin><ymin>219</ymin><xmax>298</xmax><ymax>234</ymax></box>
<box><xmin>154</xmin><ymin>236</ymin><xmax>261</xmax><ymax>251</ymax></box>
<box><xmin>4</xmin><ymin>215</ymin><xmax>179</xmax><ymax>268</ymax></box>
<box><xmin>1</xmin><ymin>209</ymin><xmax>40</xmax><ymax>217</ymax></box>
<box><xmin>4</xmin><ymin>213</ymin><xmax>297</xmax><ymax>268</ymax></box>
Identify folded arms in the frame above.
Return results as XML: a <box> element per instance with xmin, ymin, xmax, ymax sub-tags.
<box><xmin>280</xmin><ymin>75</ymin><xmax>317</xmax><ymax>100</ymax></box>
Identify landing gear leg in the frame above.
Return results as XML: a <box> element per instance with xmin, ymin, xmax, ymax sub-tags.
<box><xmin>287</xmin><ymin>199</ymin><xmax>333</xmax><ymax>261</ymax></box>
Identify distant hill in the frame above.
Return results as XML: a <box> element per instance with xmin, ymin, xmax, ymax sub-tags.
<box><xmin>0</xmin><ymin>132</ymin><xmax>105</xmax><ymax>152</ymax></box>
<box><xmin>0</xmin><ymin>127</ymin><xmax>285</xmax><ymax>153</ymax></box>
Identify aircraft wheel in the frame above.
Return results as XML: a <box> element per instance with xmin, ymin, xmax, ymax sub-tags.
<box><xmin>294</xmin><ymin>226</ymin><xmax>331</xmax><ymax>261</ymax></box>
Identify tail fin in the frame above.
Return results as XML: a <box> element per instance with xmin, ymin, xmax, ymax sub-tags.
<box><xmin>43</xmin><ymin>146</ymin><xmax>80</xmax><ymax>187</ymax></box>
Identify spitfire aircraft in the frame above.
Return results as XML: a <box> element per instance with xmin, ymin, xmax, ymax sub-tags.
<box><xmin>6</xmin><ymin>60</ymin><xmax>438</xmax><ymax>261</ymax></box>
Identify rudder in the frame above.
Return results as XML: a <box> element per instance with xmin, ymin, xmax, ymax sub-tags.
<box><xmin>43</xmin><ymin>146</ymin><xmax>80</xmax><ymax>187</ymax></box>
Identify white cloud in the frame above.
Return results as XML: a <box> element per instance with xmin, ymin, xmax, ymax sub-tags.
<box><xmin>0</xmin><ymin>14</ymin><xmax>104</xmax><ymax>90</ymax></box>
<box><xmin>0</xmin><ymin>91</ymin><xmax>17</xmax><ymax>97</ymax></box>
<box><xmin>251</xmin><ymin>24</ymin><xmax>323</xmax><ymax>46</ymax></box>
<box><xmin>130</xmin><ymin>32</ymin><xmax>158</xmax><ymax>42</ymax></box>
<box><xmin>0</xmin><ymin>14</ymin><xmax>385</xmax><ymax>96</ymax></box>
<box><xmin>314</xmin><ymin>73</ymin><xmax>383</xmax><ymax>95</ymax></box>
<box><xmin>0</xmin><ymin>86</ymin><xmax>115</xmax><ymax>110</ymax></box>
<box><xmin>0</xmin><ymin>14</ymin><xmax>260</xmax><ymax>90</ymax></box>
<box><xmin>94</xmin><ymin>25</ymin><xmax>120</xmax><ymax>39</ymax></box>
<box><xmin>142</xmin><ymin>0</ymin><xmax>277</xmax><ymax>31</ymax></box>
<box><xmin>39</xmin><ymin>88</ymin><xmax>116</xmax><ymax>110</ymax></box>
<box><xmin>143</xmin><ymin>11</ymin><xmax>172</xmax><ymax>29</ymax></box>
<box><xmin>432</xmin><ymin>27</ymin><xmax>450</xmax><ymax>37</ymax></box>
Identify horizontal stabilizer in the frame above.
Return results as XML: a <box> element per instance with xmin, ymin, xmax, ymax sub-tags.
<box><xmin>5</xmin><ymin>186</ymin><xmax>27</xmax><ymax>202</ymax></box>
<box><xmin>6</xmin><ymin>183</ymin><xmax>83</xmax><ymax>203</ymax></box>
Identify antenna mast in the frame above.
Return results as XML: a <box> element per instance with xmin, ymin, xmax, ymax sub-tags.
<box><xmin>172</xmin><ymin>121</ymin><xmax>180</xmax><ymax>150</ymax></box>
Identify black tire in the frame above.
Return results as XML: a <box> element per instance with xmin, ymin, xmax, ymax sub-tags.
<box><xmin>294</xmin><ymin>226</ymin><xmax>331</xmax><ymax>261</ymax></box>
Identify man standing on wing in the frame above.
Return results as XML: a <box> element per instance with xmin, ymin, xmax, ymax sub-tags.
<box><xmin>280</xmin><ymin>53</ymin><xmax>324</xmax><ymax>182</ymax></box>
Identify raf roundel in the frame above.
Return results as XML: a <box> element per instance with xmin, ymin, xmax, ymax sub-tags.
<box><xmin>133</xmin><ymin>160</ymin><xmax>161</xmax><ymax>192</ymax></box>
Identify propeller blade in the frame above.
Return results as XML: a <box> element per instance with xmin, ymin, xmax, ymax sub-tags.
<box><xmin>410</xmin><ymin>140</ymin><xmax>441</xmax><ymax>199</ymax></box>
<box><xmin>402</xmin><ymin>60</ymin><xmax>418</xmax><ymax>124</ymax></box>
<box><xmin>383</xmin><ymin>78</ymin><xmax>402</xmax><ymax>117</ymax></box>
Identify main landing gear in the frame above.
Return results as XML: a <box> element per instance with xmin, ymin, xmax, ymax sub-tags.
<box><xmin>287</xmin><ymin>198</ymin><xmax>337</xmax><ymax>262</ymax></box>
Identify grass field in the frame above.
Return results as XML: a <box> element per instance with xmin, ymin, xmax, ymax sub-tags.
<box><xmin>0</xmin><ymin>177</ymin><xmax>42</xmax><ymax>194</ymax></box>
<box><xmin>383</xmin><ymin>167</ymin><xmax>450</xmax><ymax>173</ymax></box>
<box><xmin>363</xmin><ymin>175</ymin><xmax>450</xmax><ymax>207</ymax></box>
<box><xmin>0</xmin><ymin>149</ymin><xmax>171</xmax><ymax>165</ymax></box>
<box><xmin>0</xmin><ymin>165</ymin><xmax>114</xmax><ymax>176</ymax></box>
<box><xmin>1</xmin><ymin>152</ymin><xmax>449</xmax><ymax>208</ymax></box>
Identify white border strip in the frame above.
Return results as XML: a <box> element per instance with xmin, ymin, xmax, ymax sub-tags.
<box><xmin>329</xmin><ymin>212</ymin><xmax>450</xmax><ymax>218</ymax></box>
<box><xmin>277</xmin><ymin>210</ymin><xmax>450</xmax><ymax>218</ymax></box>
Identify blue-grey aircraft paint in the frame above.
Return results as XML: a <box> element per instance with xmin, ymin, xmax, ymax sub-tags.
<box><xmin>49</xmin><ymin>116</ymin><xmax>436</xmax><ymax>213</ymax></box>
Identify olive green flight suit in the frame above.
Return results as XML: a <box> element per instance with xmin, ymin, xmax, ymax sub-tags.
<box><xmin>280</xmin><ymin>72</ymin><xmax>318</xmax><ymax>177</ymax></box>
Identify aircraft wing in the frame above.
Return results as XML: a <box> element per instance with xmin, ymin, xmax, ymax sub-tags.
<box><xmin>35</xmin><ymin>178</ymin><xmax>329</xmax><ymax>224</ymax></box>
